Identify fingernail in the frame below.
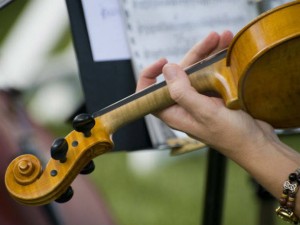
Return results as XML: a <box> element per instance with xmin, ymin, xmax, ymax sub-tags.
<box><xmin>163</xmin><ymin>64</ymin><xmax>177</xmax><ymax>80</ymax></box>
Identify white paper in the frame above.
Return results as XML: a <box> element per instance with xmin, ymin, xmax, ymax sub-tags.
<box><xmin>121</xmin><ymin>0</ymin><xmax>258</xmax><ymax>76</ymax></box>
<box><xmin>81</xmin><ymin>0</ymin><xmax>131</xmax><ymax>61</ymax></box>
<box><xmin>269</xmin><ymin>0</ymin><xmax>292</xmax><ymax>8</ymax></box>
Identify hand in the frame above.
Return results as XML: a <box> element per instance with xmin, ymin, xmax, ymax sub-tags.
<box><xmin>137</xmin><ymin>31</ymin><xmax>300</xmax><ymax>211</ymax></box>
<box><xmin>136</xmin><ymin>31</ymin><xmax>276</xmax><ymax>155</ymax></box>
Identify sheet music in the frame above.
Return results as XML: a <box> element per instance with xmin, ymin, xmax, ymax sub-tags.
<box><xmin>120</xmin><ymin>0</ymin><xmax>258</xmax><ymax>76</ymax></box>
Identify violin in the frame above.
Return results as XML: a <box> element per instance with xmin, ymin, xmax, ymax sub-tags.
<box><xmin>5</xmin><ymin>1</ymin><xmax>300</xmax><ymax>206</ymax></box>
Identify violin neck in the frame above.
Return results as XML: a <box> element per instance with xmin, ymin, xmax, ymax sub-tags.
<box><xmin>94</xmin><ymin>49</ymin><xmax>237</xmax><ymax>134</ymax></box>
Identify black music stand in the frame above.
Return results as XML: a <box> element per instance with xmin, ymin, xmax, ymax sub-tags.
<box><xmin>65</xmin><ymin>0</ymin><xmax>152</xmax><ymax>151</ymax></box>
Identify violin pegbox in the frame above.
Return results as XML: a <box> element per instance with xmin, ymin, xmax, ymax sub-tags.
<box><xmin>72</xmin><ymin>113</ymin><xmax>97</xmax><ymax>174</ymax></box>
<box><xmin>5</xmin><ymin>113</ymin><xmax>113</xmax><ymax>206</ymax></box>
<box><xmin>49</xmin><ymin>113</ymin><xmax>100</xmax><ymax>202</ymax></box>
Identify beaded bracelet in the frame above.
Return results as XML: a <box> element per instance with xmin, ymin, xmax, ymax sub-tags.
<box><xmin>276</xmin><ymin>168</ymin><xmax>300</xmax><ymax>224</ymax></box>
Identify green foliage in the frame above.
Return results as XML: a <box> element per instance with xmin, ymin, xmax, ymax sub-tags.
<box><xmin>0</xmin><ymin>1</ymin><xmax>27</xmax><ymax>43</ymax></box>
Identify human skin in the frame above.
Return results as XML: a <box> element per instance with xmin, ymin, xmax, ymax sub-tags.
<box><xmin>136</xmin><ymin>30</ymin><xmax>300</xmax><ymax>216</ymax></box>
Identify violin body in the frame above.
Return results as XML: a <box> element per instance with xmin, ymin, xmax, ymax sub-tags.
<box><xmin>227</xmin><ymin>1</ymin><xmax>300</xmax><ymax>127</ymax></box>
<box><xmin>5</xmin><ymin>1</ymin><xmax>300</xmax><ymax>206</ymax></box>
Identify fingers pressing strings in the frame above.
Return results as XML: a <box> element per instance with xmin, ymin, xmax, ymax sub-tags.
<box><xmin>180</xmin><ymin>30</ymin><xmax>233</xmax><ymax>68</ymax></box>
<box><xmin>136</xmin><ymin>58</ymin><xmax>168</xmax><ymax>91</ymax></box>
<box><xmin>216</xmin><ymin>30</ymin><xmax>234</xmax><ymax>51</ymax></box>
<box><xmin>180</xmin><ymin>32</ymin><xmax>220</xmax><ymax>68</ymax></box>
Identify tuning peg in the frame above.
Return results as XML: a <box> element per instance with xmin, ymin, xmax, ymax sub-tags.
<box><xmin>80</xmin><ymin>160</ymin><xmax>95</xmax><ymax>175</ymax></box>
<box><xmin>72</xmin><ymin>113</ymin><xmax>95</xmax><ymax>137</ymax></box>
<box><xmin>51</xmin><ymin>138</ymin><xmax>68</xmax><ymax>163</ymax></box>
<box><xmin>55</xmin><ymin>186</ymin><xmax>74</xmax><ymax>203</ymax></box>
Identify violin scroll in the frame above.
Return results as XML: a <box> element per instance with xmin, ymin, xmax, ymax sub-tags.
<box><xmin>5</xmin><ymin>114</ymin><xmax>114</xmax><ymax>206</ymax></box>
<box><xmin>11</xmin><ymin>154</ymin><xmax>42</xmax><ymax>185</ymax></box>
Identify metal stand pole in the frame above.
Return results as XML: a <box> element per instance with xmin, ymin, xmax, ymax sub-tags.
<box><xmin>250</xmin><ymin>179</ymin><xmax>276</xmax><ymax>225</ymax></box>
<box><xmin>201</xmin><ymin>149</ymin><xmax>227</xmax><ymax>225</ymax></box>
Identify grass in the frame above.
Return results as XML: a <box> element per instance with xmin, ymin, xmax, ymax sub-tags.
<box><xmin>91</xmin><ymin>150</ymin><xmax>206</xmax><ymax>225</ymax></box>
<box><xmin>90</xmin><ymin>133</ymin><xmax>299</xmax><ymax>225</ymax></box>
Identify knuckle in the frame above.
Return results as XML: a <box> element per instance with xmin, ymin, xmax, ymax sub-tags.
<box><xmin>169</xmin><ymin>83</ymin><xmax>186</xmax><ymax>102</ymax></box>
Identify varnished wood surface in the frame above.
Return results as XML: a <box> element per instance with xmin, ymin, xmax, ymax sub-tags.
<box><xmin>227</xmin><ymin>1</ymin><xmax>300</xmax><ymax>127</ymax></box>
<box><xmin>5</xmin><ymin>120</ymin><xmax>113</xmax><ymax>205</ymax></box>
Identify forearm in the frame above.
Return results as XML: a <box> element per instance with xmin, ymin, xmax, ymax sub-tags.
<box><xmin>221</xmin><ymin>135</ymin><xmax>300</xmax><ymax>216</ymax></box>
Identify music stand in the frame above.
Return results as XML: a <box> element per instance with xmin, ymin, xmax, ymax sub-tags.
<box><xmin>65</xmin><ymin>0</ymin><xmax>152</xmax><ymax>151</ymax></box>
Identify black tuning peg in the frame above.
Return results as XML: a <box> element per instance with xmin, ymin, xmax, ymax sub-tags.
<box><xmin>72</xmin><ymin>113</ymin><xmax>95</xmax><ymax>137</ymax></box>
<box><xmin>51</xmin><ymin>138</ymin><xmax>68</xmax><ymax>163</ymax></box>
<box><xmin>55</xmin><ymin>186</ymin><xmax>74</xmax><ymax>203</ymax></box>
<box><xmin>80</xmin><ymin>160</ymin><xmax>95</xmax><ymax>175</ymax></box>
